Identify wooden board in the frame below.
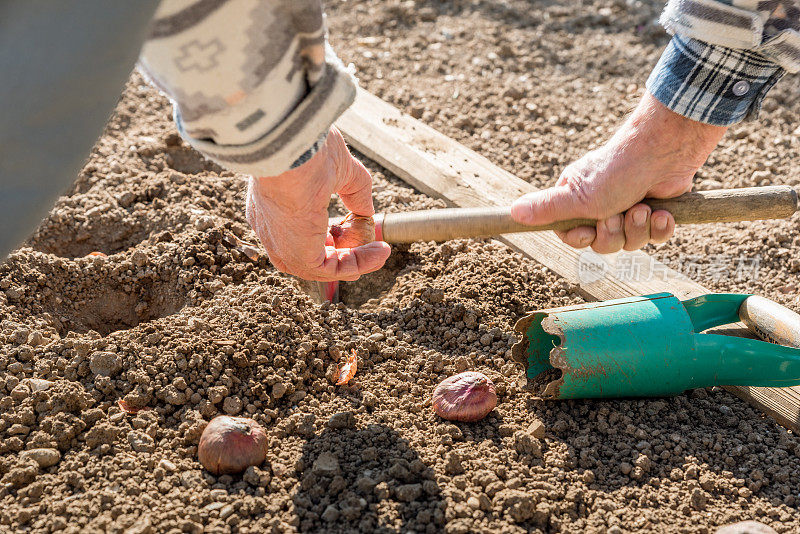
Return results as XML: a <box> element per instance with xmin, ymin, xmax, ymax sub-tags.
<box><xmin>336</xmin><ymin>87</ymin><xmax>800</xmax><ymax>433</ymax></box>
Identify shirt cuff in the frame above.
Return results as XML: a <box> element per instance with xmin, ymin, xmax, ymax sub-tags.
<box><xmin>645</xmin><ymin>35</ymin><xmax>784</xmax><ymax>126</ymax></box>
<box><xmin>170</xmin><ymin>44</ymin><xmax>356</xmax><ymax>178</ymax></box>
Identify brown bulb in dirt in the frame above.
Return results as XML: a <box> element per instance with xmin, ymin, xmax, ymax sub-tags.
<box><xmin>330</xmin><ymin>212</ymin><xmax>375</xmax><ymax>248</ymax></box>
<box><xmin>198</xmin><ymin>416</ymin><xmax>267</xmax><ymax>475</ymax></box>
<box><xmin>433</xmin><ymin>371</ymin><xmax>497</xmax><ymax>422</ymax></box>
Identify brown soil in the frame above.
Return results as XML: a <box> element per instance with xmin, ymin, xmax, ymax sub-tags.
<box><xmin>327</xmin><ymin>0</ymin><xmax>800</xmax><ymax>311</ymax></box>
<box><xmin>1</xmin><ymin>1</ymin><xmax>799</xmax><ymax>533</ymax></box>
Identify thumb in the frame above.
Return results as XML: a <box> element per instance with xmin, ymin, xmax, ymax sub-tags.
<box><xmin>329</xmin><ymin>127</ymin><xmax>375</xmax><ymax>217</ymax></box>
<box><xmin>510</xmin><ymin>183</ymin><xmax>591</xmax><ymax>226</ymax></box>
<box><xmin>337</xmin><ymin>155</ymin><xmax>376</xmax><ymax>217</ymax></box>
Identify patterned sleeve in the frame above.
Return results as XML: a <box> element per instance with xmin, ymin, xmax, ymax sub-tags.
<box><xmin>646</xmin><ymin>35</ymin><xmax>784</xmax><ymax>126</ymax></box>
<box><xmin>138</xmin><ymin>0</ymin><xmax>356</xmax><ymax>177</ymax></box>
<box><xmin>648</xmin><ymin>0</ymin><xmax>800</xmax><ymax>125</ymax></box>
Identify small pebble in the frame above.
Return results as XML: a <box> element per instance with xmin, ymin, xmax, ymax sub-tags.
<box><xmin>23</xmin><ymin>378</ymin><xmax>53</xmax><ymax>392</ymax></box>
<box><xmin>128</xmin><ymin>431</ymin><xmax>155</xmax><ymax>453</ymax></box>
<box><xmin>158</xmin><ymin>459</ymin><xmax>177</xmax><ymax>472</ymax></box>
<box><xmin>219</xmin><ymin>504</ymin><xmax>235</xmax><ymax>519</ymax></box>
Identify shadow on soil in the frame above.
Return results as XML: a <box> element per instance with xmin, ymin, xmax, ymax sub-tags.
<box><xmin>337</xmin><ymin>245</ymin><xmax>421</xmax><ymax>309</ymax></box>
<box><xmin>293</xmin><ymin>426</ymin><xmax>445</xmax><ymax>533</ymax></box>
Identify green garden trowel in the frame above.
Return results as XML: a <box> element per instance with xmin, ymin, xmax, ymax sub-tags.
<box><xmin>512</xmin><ymin>293</ymin><xmax>800</xmax><ymax>399</ymax></box>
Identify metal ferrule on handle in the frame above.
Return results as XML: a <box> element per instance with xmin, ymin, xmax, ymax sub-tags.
<box><xmin>375</xmin><ymin>186</ymin><xmax>798</xmax><ymax>244</ymax></box>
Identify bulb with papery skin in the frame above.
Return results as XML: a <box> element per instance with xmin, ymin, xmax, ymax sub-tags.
<box><xmin>198</xmin><ymin>416</ymin><xmax>267</xmax><ymax>475</ymax></box>
<box><xmin>330</xmin><ymin>212</ymin><xmax>375</xmax><ymax>248</ymax></box>
<box><xmin>433</xmin><ymin>371</ymin><xmax>497</xmax><ymax>422</ymax></box>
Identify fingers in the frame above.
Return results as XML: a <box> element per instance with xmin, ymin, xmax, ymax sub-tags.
<box><xmin>623</xmin><ymin>204</ymin><xmax>651</xmax><ymax>251</ymax></box>
<box><xmin>337</xmin><ymin>157</ymin><xmax>375</xmax><ymax>217</ymax></box>
<box><xmin>263</xmin><ymin>236</ymin><xmax>391</xmax><ymax>282</ymax></box>
<box><xmin>649</xmin><ymin>210</ymin><xmax>675</xmax><ymax>244</ymax></box>
<box><xmin>316</xmin><ymin>241</ymin><xmax>392</xmax><ymax>282</ymax></box>
<box><xmin>591</xmin><ymin>214</ymin><xmax>625</xmax><ymax>254</ymax></box>
<box><xmin>557</xmin><ymin>226</ymin><xmax>596</xmax><ymax>249</ymax></box>
<box><xmin>555</xmin><ymin>206</ymin><xmax>676</xmax><ymax>253</ymax></box>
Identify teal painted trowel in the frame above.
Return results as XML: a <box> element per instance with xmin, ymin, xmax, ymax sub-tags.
<box><xmin>512</xmin><ymin>293</ymin><xmax>800</xmax><ymax>399</ymax></box>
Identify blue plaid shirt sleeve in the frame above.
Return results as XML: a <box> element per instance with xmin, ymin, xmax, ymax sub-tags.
<box><xmin>646</xmin><ymin>35</ymin><xmax>785</xmax><ymax>126</ymax></box>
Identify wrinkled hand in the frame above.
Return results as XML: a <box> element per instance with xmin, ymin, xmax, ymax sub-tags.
<box><xmin>511</xmin><ymin>93</ymin><xmax>727</xmax><ymax>253</ymax></box>
<box><xmin>246</xmin><ymin>126</ymin><xmax>391</xmax><ymax>281</ymax></box>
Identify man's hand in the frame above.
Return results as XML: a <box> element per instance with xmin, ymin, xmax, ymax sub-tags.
<box><xmin>511</xmin><ymin>92</ymin><xmax>727</xmax><ymax>253</ymax></box>
<box><xmin>246</xmin><ymin>126</ymin><xmax>391</xmax><ymax>281</ymax></box>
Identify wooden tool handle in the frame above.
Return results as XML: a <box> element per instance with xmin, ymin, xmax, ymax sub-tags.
<box><xmin>378</xmin><ymin>186</ymin><xmax>798</xmax><ymax>244</ymax></box>
<box><xmin>740</xmin><ymin>296</ymin><xmax>800</xmax><ymax>348</ymax></box>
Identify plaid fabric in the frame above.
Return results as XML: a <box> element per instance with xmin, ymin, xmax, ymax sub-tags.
<box><xmin>646</xmin><ymin>35</ymin><xmax>785</xmax><ymax>126</ymax></box>
<box><xmin>660</xmin><ymin>0</ymin><xmax>800</xmax><ymax>73</ymax></box>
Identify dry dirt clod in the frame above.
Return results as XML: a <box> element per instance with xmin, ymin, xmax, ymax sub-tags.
<box><xmin>327</xmin><ymin>411</ymin><xmax>356</xmax><ymax>429</ymax></box>
<box><xmin>513</xmin><ymin>430</ymin><xmax>543</xmax><ymax>457</ymax></box>
<box><xmin>312</xmin><ymin>452</ymin><xmax>340</xmax><ymax>477</ymax></box>
<box><xmin>528</xmin><ymin>419</ymin><xmax>546</xmax><ymax>439</ymax></box>
<box><xmin>322</xmin><ymin>505</ymin><xmax>340</xmax><ymax>522</ymax></box>
<box><xmin>396</xmin><ymin>483</ymin><xmax>422</xmax><ymax>502</ymax></box>
<box><xmin>89</xmin><ymin>351</ymin><xmax>121</xmax><ymax>377</ymax></box>
<box><xmin>20</xmin><ymin>448</ymin><xmax>61</xmax><ymax>468</ymax></box>
<box><xmin>243</xmin><ymin>465</ymin><xmax>270</xmax><ymax>487</ymax></box>
<box><xmin>128</xmin><ymin>431</ymin><xmax>156</xmax><ymax>453</ymax></box>
<box><xmin>362</xmin><ymin>391</ymin><xmax>378</xmax><ymax>409</ymax></box>
<box><xmin>158</xmin><ymin>459</ymin><xmax>177</xmax><ymax>472</ymax></box>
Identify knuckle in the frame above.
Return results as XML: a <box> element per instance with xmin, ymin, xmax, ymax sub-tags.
<box><xmin>560</xmin><ymin>174</ymin><xmax>594</xmax><ymax>212</ymax></box>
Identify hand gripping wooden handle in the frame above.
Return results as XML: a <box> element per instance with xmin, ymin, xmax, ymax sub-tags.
<box><xmin>377</xmin><ymin>186</ymin><xmax>798</xmax><ymax>244</ymax></box>
<box><xmin>740</xmin><ymin>296</ymin><xmax>800</xmax><ymax>348</ymax></box>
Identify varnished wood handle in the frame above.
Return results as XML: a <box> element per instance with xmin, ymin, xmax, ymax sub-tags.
<box><xmin>740</xmin><ymin>296</ymin><xmax>800</xmax><ymax>348</ymax></box>
<box><xmin>377</xmin><ymin>186</ymin><xmax>797</xmax><ymax>244</ymax></box>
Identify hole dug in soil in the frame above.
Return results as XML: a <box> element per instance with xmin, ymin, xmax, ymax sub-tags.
<box><xmin>2</xmin><ymin>246</ymin><xmax>188</xmax><ymax>336</ymax></box>
<box><xmin>337</xmin><ymin>246</ymin><xmax>418</xmax><ymax>309</ymax></box>
<box><xmin>44</xmin><ymin>281</ymin><xmax>186</xmax><ymax>336</ymax></box>
<box><xmin>39</xmin><ymin>272</ymin><xmax>186</xmax><ymax>336</ymax></box>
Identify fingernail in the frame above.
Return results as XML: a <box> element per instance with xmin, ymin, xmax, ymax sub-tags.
<box><xmin>633</xmin><ymin>208</ymin><xmax>648</xmax><ymax>226</ymax></box>
<box><xmin>606</xmin><ymin>215</ymin><xmax>622</xmax><ymax>232</ymax></box>
<box><xmin>653</xmin><ymin>214</ymin><xmax>668</xmax><ymax>231</ymax></box>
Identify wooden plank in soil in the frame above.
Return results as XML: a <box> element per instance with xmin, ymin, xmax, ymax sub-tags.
<box><xmin>335</xmin><ymin>88</ymin><xmax>800</xmax><ymax>433</ymax></box>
